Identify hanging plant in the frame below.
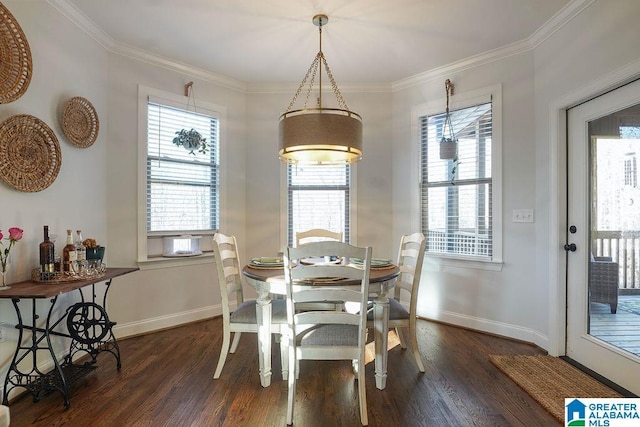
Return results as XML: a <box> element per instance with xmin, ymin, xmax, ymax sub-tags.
<box><xmin>172</xmin><ymin>81</ymin><xmax>208</xmax><ymax>156</ymax></box>
<box><xmin>439</xmin><ymin>79</ymin><xmax>457</xmax><ymax>160</ymax></box>
<box><xmin>439</xmin><ymin>136</ymin><xmax>457</xmax><ymax>160</ymax></box>
<box><xmin>439</xmin><ymin>79</ymin><xmax>459</xmax><ymax>184</ymax></box>
<box><xmin>173</xmin><ymin>128</ymin><xmax>208</xmax><ymax>155</ymax></box>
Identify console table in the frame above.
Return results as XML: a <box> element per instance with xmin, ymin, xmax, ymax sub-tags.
<box><xmin>0</xmin><ymin>267</ymin><xmax>138</xmax><ymax>409</ymax></box>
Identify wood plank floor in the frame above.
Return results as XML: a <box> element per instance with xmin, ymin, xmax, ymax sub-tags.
<box><xmin>590</xmin><ymin>295</ymin><xmax>640</xmax><ymax>356</ymax></box>
<box><xmin>8</xmin><ymin>318</ymin><xmax>561</xmax><ymax>426</ymax></box>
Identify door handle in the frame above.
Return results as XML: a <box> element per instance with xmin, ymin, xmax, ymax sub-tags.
<box><xmin>564</xmin><ymin>243</ymin><xmax>577</xmax><ymax>252</ymax></box>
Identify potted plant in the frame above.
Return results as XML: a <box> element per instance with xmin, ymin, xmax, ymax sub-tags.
<box><xmin>439</xmin><ymin>136</ymin><xmax>457</xmax><ymax>160</ymax></box>
<box><xmin>83</xmin><ymin>238</ymin><xmax>105</xmax><ymax>263</ymax></box>
<box><xmin>173</xmin><ymin>128</ymin><xmax>208</xmax><ymax>155</ymax></box>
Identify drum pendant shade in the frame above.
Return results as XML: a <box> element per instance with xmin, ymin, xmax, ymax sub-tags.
<box><xmin>279</xmin><ymin>109</ymin><xmax>362</xmax><ymax>165</ymax></box>
<box><xmin>278</xmin><ymin>15</ymin><xmax>363</xmax><ymax>166</ymax></box>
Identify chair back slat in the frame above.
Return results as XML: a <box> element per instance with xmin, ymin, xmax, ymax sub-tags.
<box><xmin>295</xmin><ymin>228</ymin><xmax>343</xmax><ymax>247</ymax></box>
<box><xmin>393</xmin><ymin>233</ymin><xmax>426</xmax><ymax>306</ymax></box>
<box><xmin>213</xmin><ymin>233</ymin><xmax>245</xmax><ymax>319</ymax></box>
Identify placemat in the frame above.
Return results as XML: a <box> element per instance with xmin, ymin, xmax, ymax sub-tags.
<box><xmin>0</xmin><ymin>3</ymin><xmax>32</xmax><ymax>103</ymax></box>
<box><xmin>0</xmin><ymin>114</ymin><xmax>61</xmax><ymax>192</ymax></box>
<box><xmin>61</xmin><ymin>96</ymin><xmax>99</xmax><ymax>147</ymax></box>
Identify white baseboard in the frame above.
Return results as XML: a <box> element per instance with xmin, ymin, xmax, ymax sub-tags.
<box><xmin>113</xmin><ymin>304</ymin><xmax>223</xmax><ymax>339</ymax></box>
<box><xmin>421</xmin><ymin>310</ymin><xmax>550</xmax><ymax>350</ymax></box>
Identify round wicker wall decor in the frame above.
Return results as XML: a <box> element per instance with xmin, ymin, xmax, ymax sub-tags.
<box><xmin>61</xmin><ymin>96</ymin><xmax>99</xmax><ymax>148</ymax></box>
<box><xmin>0</xmin><ymin>3</ymin><xmax>32</xmax><ymax>104</ymax></box>
<box><xmin>0</xmin><ymin>114</ymin><xmax>61</xmax><ymax>192</ymax></box>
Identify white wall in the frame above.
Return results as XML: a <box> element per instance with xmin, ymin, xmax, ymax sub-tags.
<box><xmin>390</xmin><ymin>0</ymin><xmax>640</xmax><ymax>352</ymax></box>
<box><xmin>532</xmin><ymin>0</ymin><xmax>640</xmax><ymax>354</ymax></box>
<box><xmin>0</xmin><ymin>0</ymin><xmax>109</xmax><ymax>387</ymax></box>
<box><xmin>392</xmin><ymin>52</ymin><xmax>543</xmax><ymax>345</ymax></box>
<box><xmin>104</xmin><ymin>54</ymin><xmax>248</xmax><ymax>334</ymax></box>
<box><xmin>3</xmin><ymin>2</ymin><xmax>640</xmax><ymax>393</ymax></box>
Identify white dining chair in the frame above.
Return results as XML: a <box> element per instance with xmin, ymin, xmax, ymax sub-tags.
<box><xmin>295</xmin><ymin>228</ymin><xmax>343</xmax><ymax>247</ymax></box>
<box><xmin>284</xmin><ymin>241</ymin><xmax>372</xmax><ymax>426</ymax></box>
<box><xmin>367</xmin><ymin>232</ymin><xmax>426</xmax><ymax>372</ymax></box>
<box><xmin>212</xmin><ymin>233</ymin><xmax>288</xmax><ymax>380</ymax></box>
<box><xmin>294</xmin><ymin>228</ymin><xmax>345</xmax><ymax>311</ymax></box>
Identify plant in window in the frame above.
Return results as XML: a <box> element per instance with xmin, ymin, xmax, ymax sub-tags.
<box><xmin>173</xmin><ymin>128</ymin><xmax>208</xmax><ymax>155</ymax></box>
<box><xmin>439</xmin><ymin>79</ymin><xmax>459</xmax><ymax>184</ymax></box>
<box><xmin>439</xmin><ymin>79</ymin><xmax>457</xmax><ymax>158</ymax></box>
<box><xmin>173</xmin><ymin>81</ymin><xmax>208</xmax><ymax>156</ymax></box>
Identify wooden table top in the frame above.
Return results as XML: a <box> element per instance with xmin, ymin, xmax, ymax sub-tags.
<box><xmin>0</xmin><ymin>267</ymin><xmax>139</xmax><ymax>299</ymax></box>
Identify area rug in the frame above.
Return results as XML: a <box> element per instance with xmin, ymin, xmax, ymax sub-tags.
<box><xmin>489</xmin><ymin>355</ymin><xmax>622</xmax><ymax>422</ymax></box>
<box><xmin>618</xmin><ymin>298</ymin><xmax>640</xmax><ymax>316</ymax></box>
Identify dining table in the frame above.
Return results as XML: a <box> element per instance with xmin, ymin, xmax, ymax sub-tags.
<box><xmin>242</xmin><ymin>261</ymin><xmax>399</xmax><ymax>390</ymax></box>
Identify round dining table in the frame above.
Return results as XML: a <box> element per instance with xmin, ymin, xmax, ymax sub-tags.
<box><xmin>242</xmin><ymin>264</ymin><xmax>399</xmax><ymax>390</ymax></box>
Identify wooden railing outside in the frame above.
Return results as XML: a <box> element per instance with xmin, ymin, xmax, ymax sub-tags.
<box><xmin>592</xmin><ymin>230</ymin><xmax>640</xmax><ymax>290</ymax></box>
<box><xmin>426</xmin><ymin>230</ymin><xmax>492</xmax><ymax>257</ymax></box>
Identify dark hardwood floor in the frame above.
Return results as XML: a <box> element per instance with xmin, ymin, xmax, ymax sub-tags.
<box><xmin>8</xmin><ymin>317</ymin><xmax>560</xmax><ymax>426</ymax></box>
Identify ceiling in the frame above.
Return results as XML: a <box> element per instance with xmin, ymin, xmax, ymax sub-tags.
<box><xmin>62</xmin><ymin>0</ymin><xmax>575</xmax><ymax>85</ymax></box>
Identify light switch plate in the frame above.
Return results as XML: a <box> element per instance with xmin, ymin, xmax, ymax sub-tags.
<box><xmin>513</xmin><ymin>209</ymin><xmax>534</xmax><ymax>223</ymax></box>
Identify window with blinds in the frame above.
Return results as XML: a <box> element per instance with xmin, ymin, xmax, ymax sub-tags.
<box><xmin>287</xmin><ymin>164</ymin><xmax>350</xmax><ymax>247</ymax></box>
<box><xmin>420</xmin><ymin>102</ymin><xmax>493</xmax><ymax>258</ymax></box>
<box><xmin>146</xmin><ymin>101</ymin><xmax>219</xmax><ymax>234</ymax></box>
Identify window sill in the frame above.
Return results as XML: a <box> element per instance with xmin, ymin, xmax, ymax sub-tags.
<box><xmin>424</xmin><ymin>254</ymin><xmax>503</xmax><ymax>271</ymax></box>
<box><xmin>137</xmin><ymin>252</ymin><xmax>214</xmax><ymax>270</ymax></box>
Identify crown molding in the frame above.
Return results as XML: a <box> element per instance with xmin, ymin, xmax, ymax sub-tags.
<box><xmin>48</xmin><ymin>0</ymin><xmax>247</xmax><ymax>93</ymax></box>
<box><xmin>48</xmin><ymin>0</ymin><xmax>115</xmax><ymax>51</ymax></box>
<box><xmin>50</xmin><ymin>0</ymin><xmax>594</xmax><ymax>94</ymax></box>
<box><xmin>529</xmin><ymin>0</ymin><xmax>596</xmax><ymax>48</ymax></box>
<box><xmin>392</xmin><ymin>0</ymin><xmax>595</xmax><ymax>91</ymax></box>
<box><xmin>392</xmin><ymin>39</ymin><xmax>531</xmax><ymax>92</ymax></box>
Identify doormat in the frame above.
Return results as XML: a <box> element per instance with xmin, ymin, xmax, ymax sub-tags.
<box><xmin>489</xmin><ymin>355</ymin><xmax>622</xmax><ymax>422</ymax></box>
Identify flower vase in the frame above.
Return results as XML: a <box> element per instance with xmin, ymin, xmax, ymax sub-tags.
<box><xmin>0</xmin><ymin>266</ymin><xmax>10</xmax><ymax>290</ymax></box>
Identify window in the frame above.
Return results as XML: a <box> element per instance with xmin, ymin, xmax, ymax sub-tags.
<box><xmin>287</xmin><ymin>164</ymin><xmax>350</xmax><ymax>247</ymax></box>
<box><xmin>624</xmin><ymin>154</ymin><xmax>637</xmax><ymax>188</ymax></box>
<box><xmin>138</xmin><ymin>86</ymin><xmax>224</xmax><ymax>261</ymax></box>
<box><xmin>420</xmin><ymin>91</ymin><xmax>499</xmax><ymax>261</ymax></box>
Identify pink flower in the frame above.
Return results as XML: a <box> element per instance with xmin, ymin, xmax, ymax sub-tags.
<box><xmin>1</xmin><ymin>226</ymin><xmax>23</xmax><ymax>271</ymax></box>
<box><xmin>8</xmin><ymin>227</ymin><xmax>23</xmax><ymax>241</ymax></box>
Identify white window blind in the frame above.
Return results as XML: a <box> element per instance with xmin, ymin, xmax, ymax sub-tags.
<box><xmin>147</xmin><ymin>101</ymin><xmax>219</xmax><ymax>233</ymax></box>
<box><xmin>420</xmin><ymin>102</ymin><xmax>493</xmax><ymax>258</ymax></box>
<box><xmin>287</xmin><ymin>164</ymin><xmax>350</xmax><ymax>247</ymax></box>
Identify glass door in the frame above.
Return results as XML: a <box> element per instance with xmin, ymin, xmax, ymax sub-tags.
<box><xmin>566</xmin><ymin>78</ymin><xmax>640</xmax><ymax>395</ymax></box>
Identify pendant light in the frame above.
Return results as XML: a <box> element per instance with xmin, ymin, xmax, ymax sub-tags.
<box><xmin>279</xmin><ymin>14</ymin><xmax>363</xmax><ymax>165</ymax></box>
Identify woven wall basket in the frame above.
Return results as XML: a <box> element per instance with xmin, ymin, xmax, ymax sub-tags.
<box><xmin>0</xmin><ymin>3</ymin><xmax>32</xmax><ymax>104</ymax></box>
<box><xmin>61</xmin><ymin>96</ymin><xmax>99</xmax><ymax>148</ymax></box>
<box><xmin>0</xmin><ymin>114</ymin><xmax>61</xmax><ymax>192</ymax></box>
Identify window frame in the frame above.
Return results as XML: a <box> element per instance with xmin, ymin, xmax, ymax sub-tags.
<box><xmin>280</xmin><ymin>163</ymin><xmax>357</xmax><ymax>248</ymax></box>
<box><xmin>137</xmin><ymin>85</ymin><xmax>227</xmax><ymax>265</ymax></box>
<box><xmin>413</xmin><ymin>84</ymin><xmax>503</xmax><ymax>269</ymax></box>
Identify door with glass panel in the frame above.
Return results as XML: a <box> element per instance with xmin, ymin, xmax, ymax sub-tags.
<box><xmin>566</xmin><ymin>78</ymin><xmax>640</xmax><ymax>395</ymax></box>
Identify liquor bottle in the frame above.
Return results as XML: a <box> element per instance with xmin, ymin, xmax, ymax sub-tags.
<box><xmin>63</xmin><ymin>229</ymin><xmax>77</xmax><ymax>273</ymax></box>
<box><xmin>74</xmin><ymin>230</ymin><xmax>86</xmax><ymax>274</ymax></box>
<box><xmin>39</xmin><ymin>225</ymin><xmax>56</xmax><ymax>280</ymax></box>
